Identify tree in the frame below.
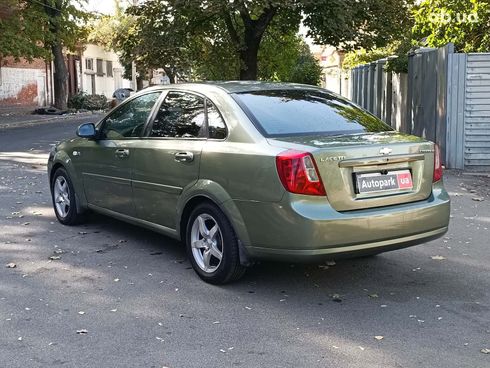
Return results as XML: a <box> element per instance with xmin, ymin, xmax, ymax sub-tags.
<box><xmin>117</xmin><ymin>0</ymin><xmax>411</xmax><ymax>81</ymax></box>
<box><xmin>342</xmin><ymin>39</ymin><xmax>413</xmax><ymax>73</ymax></box>
<box><xmin>413</xmin><ymin>0</ymin><xmax>490</xmax><ymax>52</ymax></box>
<box><xmin>0</xmin><ymin>1</ymin><xmax>89</xmax><ymax>109</ymax></box>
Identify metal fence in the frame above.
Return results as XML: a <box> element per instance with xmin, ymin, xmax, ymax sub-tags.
<box><xmin>349</xmin><ymin>44</ymin><xmax>490</xmax><ymax>170</ymax></box>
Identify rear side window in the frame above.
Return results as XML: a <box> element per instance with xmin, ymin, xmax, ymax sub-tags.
<box><xmin>233</xmin><ymin>89</ymin><xmax>392</xmax><ymax>137</ymax></box>
<box><xmin>206</xmin><ymin>100</ymin><xmax>227</xmax><ymax>139</ymax></box>
<box><xmin>150</xmin><ymin>92</ymin><xmax>206</xmax><ymax>138</ymax></box>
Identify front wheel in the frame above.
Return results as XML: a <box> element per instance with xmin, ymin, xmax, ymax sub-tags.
<box><xmin>51</xmin><ymin>167</ymin><xmax>85</xmax><ymax>225</ymax></box>
<box><xmin>186</xmin><ymin>202</ymin><xmax>246</xmax><ymax>284</ymax></box>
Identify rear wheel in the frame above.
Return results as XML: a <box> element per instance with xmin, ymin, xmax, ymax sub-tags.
<box><xmin>186</xmin><ymin>202</ymin><xmax>246</xmax><ymax>284</ymax></box>
<box><xmin>51</xmin><ymin>167</ymin><xmax>85</xmax><ymax>225</ymax></box>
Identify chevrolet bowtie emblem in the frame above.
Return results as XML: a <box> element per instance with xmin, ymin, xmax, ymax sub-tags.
<box><xmin>379</xmin><ymin>147</ymin><xmax>392</xmax><ymax>155</ymax></box>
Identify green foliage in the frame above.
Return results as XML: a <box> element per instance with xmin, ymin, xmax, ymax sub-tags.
<box><xmin>111</xmin><ymin>0</ymin><xmax>410</xmax><ymax>82</ymax></box>
<box><xmin>68</xmin><ymin>92</ymin><xmax>108</xmax><ymax>111</ymax></box>
<box><xmin>0</xmin><ymin>0</ymin><xmax>90</xmax><ymax>60</ymax></box>
<box><xmin>287</xmin><ymin>43</ymin><xmax>323</xmax><ymax>85</ymax></box>
<box><xmin>412</xmin><ymin>0</ymin><xmax>490</xmax><ymax>52</ymax></box>
<box><xmin>302</xmin><ymin>0</ymin><xmax>413</xmax><ymax>50</ymax></box>
<box><xmin>342</xmin><ymin>39</ymin><xmax>413</xmax><ymax>73</ymax></box>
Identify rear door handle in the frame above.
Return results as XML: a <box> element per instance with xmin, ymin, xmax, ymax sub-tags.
<box><xmin>174</xmin><ymin>151</ymin><xmax>194</xmax><ymax>162</ymax></box>
<box><xmin>115</xmin><ymin>148</ymin><xmax>130</xmax><ymax>158</ymax></box>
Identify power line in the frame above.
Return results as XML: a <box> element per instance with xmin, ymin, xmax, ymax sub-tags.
<box><xmin>25</xmin><ymin>0</ymin><xmax>62</xmax><ymax>13</ymax></box>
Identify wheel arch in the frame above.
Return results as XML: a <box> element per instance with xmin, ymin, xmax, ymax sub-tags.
<box><xmin>177</xmin><ymin>181</ymin><xmax>253</xmax><ymax>265</ymax></box>
<box><xmin>49</xmin><ymin>152</ymin><xmax>88</xmax><ymax>211</ymax></box>
<box><xmin>178</xmin><ymin>194</ymin><xmax>253</xmax><ymax>267</ymax></box>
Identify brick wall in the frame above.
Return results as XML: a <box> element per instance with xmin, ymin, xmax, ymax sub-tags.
<box><xmin>0</xmin><ymin>66</ymin><xmax>46</xmax><ymax>106</ymax></box>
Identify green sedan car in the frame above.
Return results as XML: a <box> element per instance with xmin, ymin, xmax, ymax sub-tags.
<box><xmin>48</xmin><ymin>81</ymin><xmax>450</xmax><ymax>284</ymax></box>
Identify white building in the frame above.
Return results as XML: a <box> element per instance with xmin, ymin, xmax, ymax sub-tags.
<box><xmin>78</xmin><ymin>44</ymin><xmax>131</xmax><ymax>98</ymax></box>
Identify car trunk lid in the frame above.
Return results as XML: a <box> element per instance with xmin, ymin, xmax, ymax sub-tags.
<box><xmin>268</xmin><ymin>132</ymin><xmax>436</xmax><ymax>211</ymax></box>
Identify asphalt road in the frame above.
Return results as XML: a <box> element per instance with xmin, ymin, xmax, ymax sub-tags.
<box><xmin>0</xmin><ymin>118</ymin><xmax>489</xmax><ymax>368</ymax></box>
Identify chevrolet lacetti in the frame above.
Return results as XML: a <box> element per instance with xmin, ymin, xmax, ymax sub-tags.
<box><xmin>48</xmin><ymin>82</ymin><xmax>450</xmax><ymax>284</ymax></box>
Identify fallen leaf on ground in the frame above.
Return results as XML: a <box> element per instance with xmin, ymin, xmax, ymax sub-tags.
<box><xmin>431</xmin><ymin>255</ymin><xmax>446</xmax><ymax>260</ymax></box>
<box><xmin>76</xmin><ymin>329</ymin><xmax>88</xmax><ymax>334</ymax></box>
<box><xmin>331</xmin><ymin>294</ymin><xmax>342</xmax><ymax>302</ymax></box>
<box><xmin>78</xmin><ymin>311</ymin><xmax>85</xmax><ymax>315</ymax></box>
<box><xmin>368</xmin><ymin>294</ymin><xmax>379</xmax><ymax>298</ymax></box>
<box><xmin>481</xmin><ymin>348</ymin><xmax>490</xmax><ymax>354</ymax></box>
<box><xmin>326</xmin><ymin>260</ymin><xmax>336</xmax><ymax>266</ymax></box>
<box><xmin>472</xmin><ymin>197</ymin><xmax>484</xmax><ymax>202</ymax></box>
<box><xmin>49</xmin><ymin>256</ymin><xmax>61</xmax><ymax>260</ymax></box>
<box><xmin>6</xmin><ymin>263</ymin><xmax>16</xmax><ymax>268</ymax></box>
<box><xmin>374</xmin><ymin>336</ymin><xmax>384</xmax><ymax>341</ymax></box>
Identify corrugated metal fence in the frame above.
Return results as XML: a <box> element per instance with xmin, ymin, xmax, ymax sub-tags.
<box><xmin>464</xmin><ymin>54</ymin><xmax>490</xmax><ymax>169</ymax></box>
<box><xmin>349</xmin><ymin>44</ymin><xmax>490</xmax><ymax>170</ymax></box>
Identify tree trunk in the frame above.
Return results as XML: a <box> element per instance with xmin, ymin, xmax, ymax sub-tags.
<box><xmin>164</xmin><ymin>67</ymin><xmax>176</xmax><ymax>83</ymax></box>
<box><xmin>239</xmin><ymin>42</ymin><xmax>259</xmax><ymax>80</ymax></box>
<box><xmin>51</xmin><ymin>42</ymin><xmax>68</xmax><ymax>110</ymax></box>
<box><xmin>230</xmin><ymin>4</ymin><xmax>276</xmax><ymax>81</ymax></box>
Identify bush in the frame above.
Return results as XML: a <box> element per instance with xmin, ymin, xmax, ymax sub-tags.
<box><xmin>68</xmin><ymin>92</ymin><xmax>109</xmax><ymax>111</ymax></box>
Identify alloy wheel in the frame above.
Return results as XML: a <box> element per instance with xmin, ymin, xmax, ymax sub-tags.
<box><xmin>190</xmin><ymin>213</ymin><xmax>223</xmax><ymax>273</ymax></box>
<box><xmin>53</xmin><ymin>175</ymin><xmax>71</xmax><ymax>218</ymax></box>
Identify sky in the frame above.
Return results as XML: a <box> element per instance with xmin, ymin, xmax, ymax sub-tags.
<box><xmin>84</xmin><ymin>0</ymin><xmax>121</xmax><ymax>15</ymax></box>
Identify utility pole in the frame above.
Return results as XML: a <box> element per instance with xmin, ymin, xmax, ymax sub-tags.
<box><xmin>131</xmin><ymin>0</ymin><xmax>138</xmax><ymax>91</ymax></box>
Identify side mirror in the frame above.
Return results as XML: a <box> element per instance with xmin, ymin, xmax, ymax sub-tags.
<box><xmin>77</xmin><ymin>123</ymin><xmax>97</xmax><ymax>139</ymax></box>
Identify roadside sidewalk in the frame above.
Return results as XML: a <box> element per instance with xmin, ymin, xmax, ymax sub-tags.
<box><xmin>0</xmin><ymin>109</ymin><xmax>104</xmax><ymax>129</ymax></box>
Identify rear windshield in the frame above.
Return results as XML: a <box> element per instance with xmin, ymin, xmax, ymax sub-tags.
<box><xmin>232</xmin><ymin>89</ymin><xmax>392</xmax><ymax>137</ymax></box>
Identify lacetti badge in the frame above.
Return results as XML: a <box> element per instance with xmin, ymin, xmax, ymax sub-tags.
<box><xmin>379</xmin><ymin>147</ymin><xmax>392</xmax><ymax>155</ymax></box>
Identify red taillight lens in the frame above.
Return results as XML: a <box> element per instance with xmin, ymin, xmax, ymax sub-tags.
<box><xmin>433</xmin><ymin>144</ymin><xmax>443</xmax><ymax>182</ymax></box>
<box><xmin>276</xmin><ymin>150</ymin><xmax>326</xmax><ymax>196</ymax></box>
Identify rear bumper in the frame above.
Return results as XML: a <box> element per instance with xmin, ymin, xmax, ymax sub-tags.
<box><xmin>235</xmin><ymin>181</ymin><xmax>450</xmax><ymax>262</ymax></box>
<box><xmin>245</xmin><ymin>226</ymin><xmax>448</xmax><ymax>261</ymax></box>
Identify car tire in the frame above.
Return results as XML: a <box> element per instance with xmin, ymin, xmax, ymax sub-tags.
<box><xmin>186</xmin><ymin>202</ymin><xmax>246</xmax><ymax>284</ymax></box>
<box><xmin>51</xmin><ymin>167</ymin><xmax>86</xmax><ymax>225</ymax></box>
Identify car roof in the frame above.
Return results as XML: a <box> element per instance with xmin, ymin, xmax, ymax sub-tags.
<box><xmin>141</xmin><ymin>81</ymin><xmax>324</xmax><ymax>94</ymax></box>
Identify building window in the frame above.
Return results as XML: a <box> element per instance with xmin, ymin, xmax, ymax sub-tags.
<box><xmin>85</xmin><ymin>58</ymin><xmax>93</xmax><ymax>70</ymax></box>
<box><xmin>106</xmin><ymin>61</ymin><xmax>113</xmax><ymax>77</ymax></box>
<box><xmin>96</xmin><ymin>58</ymin><xmax>104</xmax><ymax>76</ymax></box>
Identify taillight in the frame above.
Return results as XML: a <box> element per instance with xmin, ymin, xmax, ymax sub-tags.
<box><xmin>276</xmin><ymin>150</ymin><xmax>326</xmax><ymax>196</ymax></box>
<box><xmin>433</xmin><ymin>144</ymin><xmax>443</xmax><ymax>182</ymax></box>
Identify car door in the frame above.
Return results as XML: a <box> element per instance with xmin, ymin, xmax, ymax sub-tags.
<box><xmin>131</xmin><ymin>91</ymin><xmax>210</xmax><ymax>229</ymax></box>
<box><xmin>77</xmin><ymin>91</ymin><xmax>162</xmax><ymax>216</ymax></box>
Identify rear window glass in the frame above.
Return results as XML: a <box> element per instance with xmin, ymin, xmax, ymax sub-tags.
<box><xmin>233</xmin><ymin>89</ymin><xmax>392</xmax><ymax>137</ymax></box>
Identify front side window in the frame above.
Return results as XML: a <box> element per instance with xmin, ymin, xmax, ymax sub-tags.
<box><xmin>150</xmin><ymin>92</ymin><xmax>205</xmax><ymax>138</ymax></box>
<box><xmin>233</xmin><ymin>89</ymin><xmax>392</xmax><ymax>137</ymax></box>
<box><xmin>100</xmin><ymin>92</ymin><xmax>161</xmax><ymax>139</ymax></box>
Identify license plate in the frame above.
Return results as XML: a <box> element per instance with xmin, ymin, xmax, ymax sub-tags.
<box><xmin>355</xmin><ymin>170</ymin><xmax>413</xmax><ymax>194</ymax></box>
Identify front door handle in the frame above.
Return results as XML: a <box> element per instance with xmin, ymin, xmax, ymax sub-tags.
<box><xmin>174</xmin><ymin>151</ymin><xmax>194</xmax><ymax>162</ymax></box>
<box><xmin>115</xmin><ymin>148</ymin><xmax>130</xmax><ymax>159</ymax></box>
